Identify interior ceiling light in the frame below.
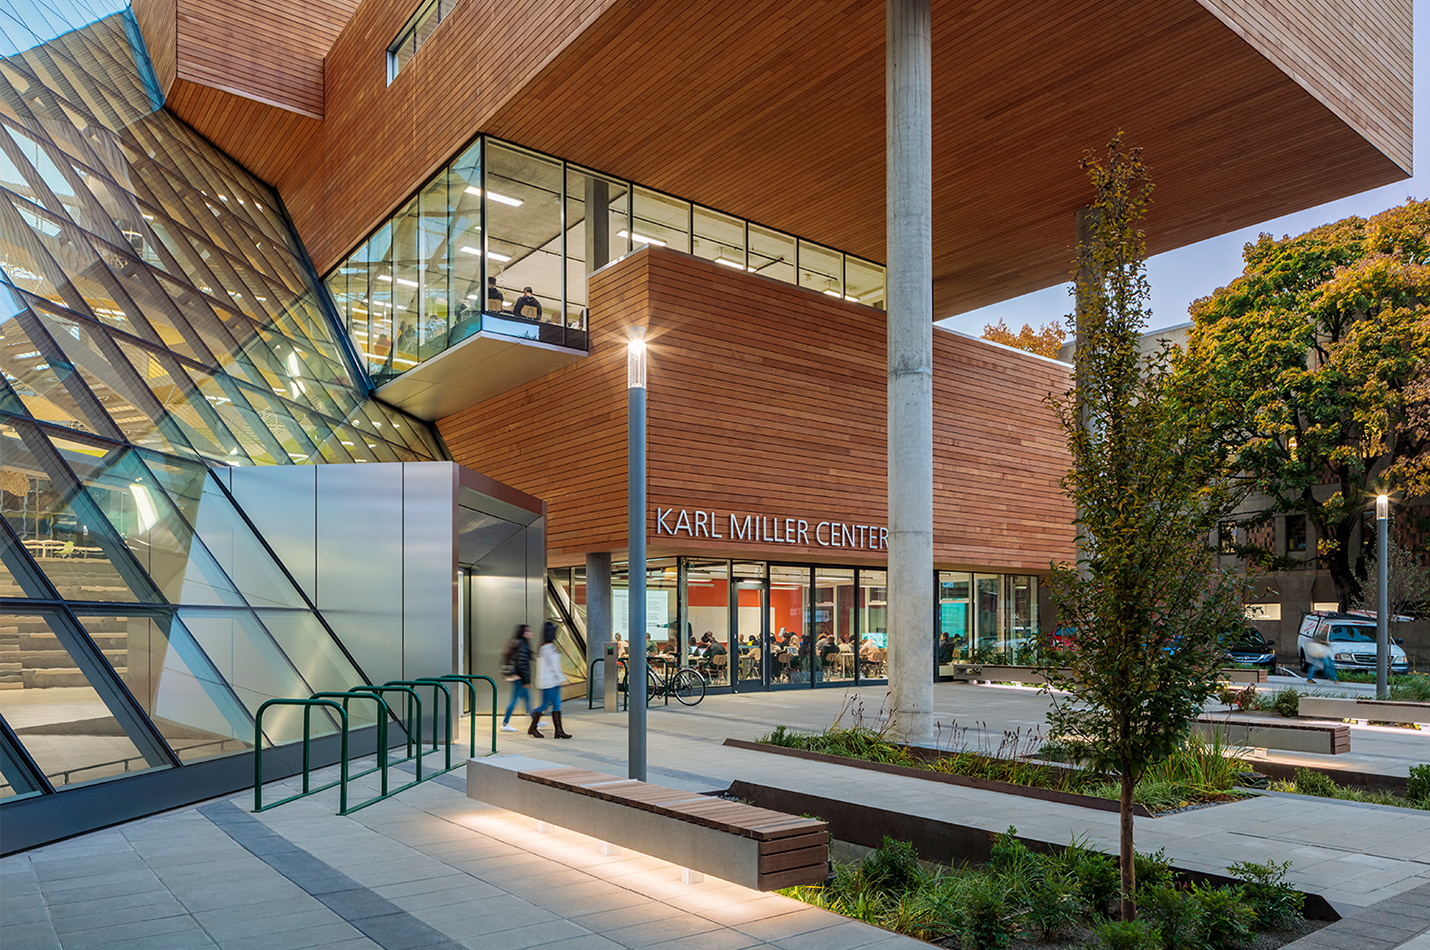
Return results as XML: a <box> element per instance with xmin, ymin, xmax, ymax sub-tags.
<box><xmin>463</xmin><ymin>186</ymin><xmax>522</xmax><ymax>207</ymax></box>
<box><xmin>394</xmin><ymin>277</ymin><xmax>419</xmax><ymax>288</ymax></box>
<box><xmin>618</xmin><ymin>229</ymin><xmax>667</xmax><ymax>247</ymax></box>
<box><xmin>714</xmin><ymin>258</ymin><xmax>750</xmax><ymax>271</ymax></box>
<box><xmin>377</xmin><ymin>274</ymin><xmax>393</xmax><ymax>282</ymax></box>
<box><xmin>459</xmin><ymin>245</ymin><xmax>511</xmax><ymax>262</ymax></box>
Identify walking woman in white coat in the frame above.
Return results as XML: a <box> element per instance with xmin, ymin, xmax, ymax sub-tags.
<box><xmin>529</xmin><ymin>621</ymin><xmax>572</xmax><ymax>738</ymax></box>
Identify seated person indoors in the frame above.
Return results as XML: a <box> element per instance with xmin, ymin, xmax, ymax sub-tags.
<box><xmin>938</xmin><ymin>634</ymin><xmax>956</xmax><ymax>664</ymax></box>
<box><xmin>613</xmin><ymin>633</ymin><xmax>628</xmax><ymax>658</ymax></box>
<box><xmin>705</xmin><ymin>634</ymin><xmax>727</xmax><ymax>657</ymax></box>
<box><xmin>486</xmin><ymin>275</ymin><xmax>504</xmax><ymax>310</ymax></box>
<box><xmin>859</xmin><ymin>638</ymin><xmax>880</xmax><ymax>659</ymax></box>
<box><xmin>512</xmin><ymin>286</ymin><xmax>542</xmax><ymax>319</ymax></box>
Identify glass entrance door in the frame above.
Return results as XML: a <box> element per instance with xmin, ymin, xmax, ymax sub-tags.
<box><xmin>732</xmin><ymin>563</ymin><xmax>767</xmax><ymax>689</ymax></box>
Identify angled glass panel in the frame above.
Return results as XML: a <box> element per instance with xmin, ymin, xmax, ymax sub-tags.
<box><xmin>252</xmin><ymin>611</ymin><xmax>371</xmax><ymax>724</ymax></box>
<box><xmin>0</xmin><ymin>293</ymin><xmax>112</xmax><ymax>435</ymax></box>
<box><xmin>113</xmin><ymin>338</ymin><xmax>230</xmax><ymax>460</ymax></box>
<box><xmin>0</xmin><ymin>610</ymin><xmax>167</xmax><ymax>789</ymax></box>
<box><xmin>140</xmin><ymin>454</ymin><xmax>305</xmax><ymax>609</ymax></box>
<box><xmin>177</xmin><ymin>608</ymin><xmax>337</xmax><ymax>745</ymax></box>
<box><xmin>25</xmin><ymin>302</ymin><xmax>191</xmax><ymax>456</ymax></box>
<box><xmin>0</xmin><ymin>423</ymin><xmax>149</xmax><ymax>602</ymax></box>
<box><xmin>73</xmin><ymin>610</ymin><xmax>254</xmax><ymax>762</ymax></box>
<box><xmin>450</xmin><ymin>143</ymin><xmax>482</xmax><ymax>339</ymax></box>
<box><xmin>0</xmin><ymin>722</ymin><xmax>50</xmax><ymax>800</ymax></box>
<box><xmin>418</xmin><ymin>174</ymin><xmax>451</xmax><ymax>362</ymax></box>
<box><xmin>60</xmin><ymin>442</ymin><xmax>246</xmax><ymax>607</ymax></box>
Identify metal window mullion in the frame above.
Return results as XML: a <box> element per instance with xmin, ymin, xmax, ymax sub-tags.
<box><xmin>0</xmin><ymin>712</ymin><xmax>55</xmax><ymax>797</ymax></box>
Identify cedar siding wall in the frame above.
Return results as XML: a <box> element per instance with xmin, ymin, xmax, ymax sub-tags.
<box><xmin>438</xmin><ymin>249</ymin><xmax>1075</xmax><ymax>572</ymax></box>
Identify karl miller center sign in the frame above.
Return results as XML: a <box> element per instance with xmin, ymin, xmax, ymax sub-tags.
<box><xmin>654</xmin><ymin>506</ymin><xmax>888</xmax><ymax>551</ymax></box>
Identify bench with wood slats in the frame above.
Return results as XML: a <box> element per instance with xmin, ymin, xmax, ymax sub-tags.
<box><xmin>466</xmin><ymin>756</ymin><xmax>828</xmax><ymax>890</ymax></box>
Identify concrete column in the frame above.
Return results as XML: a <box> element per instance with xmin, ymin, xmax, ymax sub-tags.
<box><xmin>586</xmin><ymin>552</ymin><xmax>612</xmax><ymax>691</ymax></box>
<box><xmin>585</xmin><ymin>178</ymin><xmax>611</xmax><ymax>272</ymax></box>
<box><xmin>886</xmin><ymin>0</ymin><xmax>934</xmax><ymax>745</ymax></box>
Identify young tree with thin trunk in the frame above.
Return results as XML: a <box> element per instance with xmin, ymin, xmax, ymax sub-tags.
<box><xmin>1042</xmin><ymin>136</ymin><xmax>1248</xmax><ymax>922</ymax></box>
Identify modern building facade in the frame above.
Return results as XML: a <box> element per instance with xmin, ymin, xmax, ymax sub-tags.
<box><xmin>0</xmin><ymin>0</ymin><xmax>1412</xmax><ymax>850</ymax></box>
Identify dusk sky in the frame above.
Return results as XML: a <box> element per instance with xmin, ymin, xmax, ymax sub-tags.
<box><xmin>941</xmin><ymin>0</ymin><xmax>1429</xmax><ymax>342</ymax></box>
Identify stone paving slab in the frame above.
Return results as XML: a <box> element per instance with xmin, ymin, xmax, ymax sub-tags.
<box><xmin>4</xmin><ymin>681</ymin><xmax>1429</xmax><ymax>948</ymax></box>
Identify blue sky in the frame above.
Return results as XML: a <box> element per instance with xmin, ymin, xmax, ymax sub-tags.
<box><xmin>941</xmin><ymin>3</ymin><xmax>1428</xmax><ymax>339</ymax></box>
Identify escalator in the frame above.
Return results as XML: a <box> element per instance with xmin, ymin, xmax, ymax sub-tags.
<box><xmin>546</xmin><ymin>572</ymin><xmax>588</xmax><ymax>696</ymax></box>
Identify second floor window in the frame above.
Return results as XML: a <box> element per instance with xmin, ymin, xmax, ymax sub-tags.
<box><xmin>388</xmin><ymin>0</ymin><xmax>458</xmax><ymax>83</ymax></box>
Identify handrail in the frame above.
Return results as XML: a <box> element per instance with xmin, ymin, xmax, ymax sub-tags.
<box><xmin>350</xmin><ymin>685</ymin><xmax>423</xmax><ymax>781</ymax></box>
<box><xmin>254</xmin><ymin>698</ymin><xmax>347</xmax><ymax>814</ymax></box>
<box><xmin>388</xmin><ymin>679</ymin><xmax>452</xmax><ymax>772</ymax></box>
<box><xmin>432</xmin><ymin>674</ymin><xmax>498</xmax><ymax>757</ymax></box>
<box><xmin>587</xmin><ymin>656</ymin><xmax>629</xmax><ymax>710</ymax></box>
<box><xmin>310</xmin><ymin>691</ymin><xmax>390</xmax><ymax>811</ymax></box>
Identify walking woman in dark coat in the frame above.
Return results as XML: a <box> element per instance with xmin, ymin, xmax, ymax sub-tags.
<box><xmin>499</xmin><ymin>624</ymin><xmax>533</xmax><ymax>732</ymax></box>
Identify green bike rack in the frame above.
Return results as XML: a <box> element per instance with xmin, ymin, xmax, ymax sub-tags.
<box><xmin>427</xmin><ymin>674</ymin><xmax>498</xmax><ymax>757</ymax></box>
<box><xmin>350</xmin><ymin>684</ymin><xmax>423</xmax><ymax>783</ymax></box>
<box><xmin>587</xmin><ymin>658</ymin><xmax>628</xmax><ymax>710</ymax></box>
<box><xmin>254</xmin><ymin>698</ymin><xmax>347</xmax><ymax>814</ymax></box>
<box><xmin>387</xmin><ymin>679</ymin><xmax>452</xmax><ymax>772</ymax></box>
<box><xmin>309</xmin><ymin>691</ymin><xmax>392</xmax><ymax>812</ymax></box>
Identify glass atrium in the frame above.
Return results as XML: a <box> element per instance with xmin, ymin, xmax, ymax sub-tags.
<box><xmin>0</xmin><ymin>7</ymin><xmax>434</xmax><ymax>803</ymax></box>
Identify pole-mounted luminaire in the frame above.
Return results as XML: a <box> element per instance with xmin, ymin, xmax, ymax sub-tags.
<box><xmin>627</xmin><ymin>334</ymin><xmax>648</xmax><ymax>780</ymax></box>
<box><xmin>1376</xmin><ymin>493</ymin><xmax>1390</xmax><ymax>700</ymax></box>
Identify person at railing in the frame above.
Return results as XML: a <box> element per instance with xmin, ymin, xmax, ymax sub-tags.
<box><xmin>486</xmin><ymin>275</ymin><xmax>504</xmax><ymax>311</ymax></box>
<box><xmin>499</xmin><ymin>624</ymin><xmax>533</xmax><ymax>733</ymax></box>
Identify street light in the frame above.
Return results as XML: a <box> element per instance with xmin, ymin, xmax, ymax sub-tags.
<box><xmin>628</xmin><ymin>334</ymin><xmax>648</xmax><ymax>780</ymax></box>
<box><xmin>1376</xmin><ymin>493</ymin><xmax>1389</xmax><ymax>700</ymax></box>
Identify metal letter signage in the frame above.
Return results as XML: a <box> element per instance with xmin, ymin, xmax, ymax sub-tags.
<box><xmin>653</xmin><ymin>507</ymin><xmax>888</xmax><ymax>550</ymax></box>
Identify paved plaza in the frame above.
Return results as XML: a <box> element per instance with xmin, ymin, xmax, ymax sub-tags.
<box><xmin>4</xmin><ymin>681</ymin><xmax>1430</xmax><ymax>949</ymax></box>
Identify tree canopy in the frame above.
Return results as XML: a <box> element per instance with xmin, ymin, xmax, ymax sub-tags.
<box><xmin>1175</xmin><ymin>201</ymin><xmax>1430</xmax><ymax>608</ymax></box>
<box><xmin>981</xmin><ymin>318</ymin><xmax>1067</xmax><ymax>359</ymax></box>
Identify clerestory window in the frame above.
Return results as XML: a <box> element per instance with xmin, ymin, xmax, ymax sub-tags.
<box><xmin>388</xmin><ymin>0</ymin><xmax>460</xmax><ymax>83</ymax></box>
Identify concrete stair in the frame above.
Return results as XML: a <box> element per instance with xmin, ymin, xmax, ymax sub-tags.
<box><xmin>0</xmin><ymin>615</ymin><xmax>129</xmax><ymax>690</ymax></box>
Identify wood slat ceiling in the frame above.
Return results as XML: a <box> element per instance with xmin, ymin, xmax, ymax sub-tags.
<box><xmin>144</xmin><ymin>0</ymin><xmax>1411</xmax><ymax>322</ymax></box>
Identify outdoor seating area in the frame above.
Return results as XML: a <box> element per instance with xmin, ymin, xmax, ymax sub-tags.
<box><xmin>467</xmin><ymin>754</ymin><xmax>830</xmax><ymax>891</ymax></box>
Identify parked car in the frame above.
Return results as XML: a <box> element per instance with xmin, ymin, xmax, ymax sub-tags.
<box><xmin>1295</xmin><ymin>611</ymin><xmax>1409</xmax><ymax>674</ymax></box>
<box><xmin>1224</xmin><ymin>626</ymin><xmax>1275</xmax><ymax>669</ymax></box>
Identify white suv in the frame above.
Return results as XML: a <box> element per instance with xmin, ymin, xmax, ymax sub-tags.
<box><xmin>1296</xmin><ymin>611</ymin><xmax>1409</xmax><ymax>674</ymax></box>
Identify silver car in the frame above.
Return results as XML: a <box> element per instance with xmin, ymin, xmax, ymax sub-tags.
<box><xmin>1296</xmin><ymin>611</ymin><xmax>1409</xmax><ymax>674</ymax></box>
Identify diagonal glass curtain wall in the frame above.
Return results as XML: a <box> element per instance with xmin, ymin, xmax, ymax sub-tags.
<box><xmin>0</xmin><ymin>5</ymin><xmax>421</xmax><ymax>801</ymax></box>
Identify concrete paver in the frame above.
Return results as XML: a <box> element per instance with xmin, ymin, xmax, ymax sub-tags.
<box><xmin>3</xmin><ymin>681</ymin><xmax>1429</xmax><ymax>948</ymax></box>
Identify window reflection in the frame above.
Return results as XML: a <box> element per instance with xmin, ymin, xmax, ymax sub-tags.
<box><xmin>486</xmin><ymin>142</ymin><xmax>562</xmax><ymax>325</ymax></box>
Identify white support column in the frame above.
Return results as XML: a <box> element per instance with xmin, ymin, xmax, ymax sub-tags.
<box><xmin>886</xmin><ymin>0</ymin><xmax>934</xmax><ymax>745</ymax></box>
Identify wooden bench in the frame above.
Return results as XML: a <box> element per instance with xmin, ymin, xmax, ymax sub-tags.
<box><xmin>1192</xmin><ymin>715</ymin><xmax>1350</xmax><ymax>755</ymax></box>
<box><xmin>1298</xmin><ymin>696</ymin><xmax>1430</xmax><ymax>725</ymax></box>
<box><xmin>467</xmin><ymin>755</ymin><xmax>828</xmax><ymax>890</ymax></box>
<box><xmin>946</xmin><ymin>665</ymin><xmax>1268</xmax><ymax>686</ymax></box>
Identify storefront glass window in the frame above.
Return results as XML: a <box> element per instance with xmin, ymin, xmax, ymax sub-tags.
<box><xmin>974</xmin><ymin>573</ymin><xmax>1001</xmax><ymax>659</ymax></box>
<box><xmin>1005</xmin><ymin>574</ymin><xmax>1037</xmax><ymax>663</ymax></box>
<box><xmin>938</xmin><ymin>571</ymin><xmax>971</xmax><ymax>674</ymax></box>
<box><xmin>684</xmin><ymin>559</ymin><xmax>730</xmax><ymax>687</ymax></box>
<box><xmin>768</xmin><ymin>565</ymin><xmax>809</xmax><ymax>686</ymax></box>
<box><xmin>857</xmin><ymin>569</ymin><xmax>887</xmax><ymax>681</ymax></box>
<box><xmin>815</xmin><ymin>567</ymin><xmax>854</xmax><ymax>683</ymax></box>
<box><xmin>731</xmin><ymin>562</ymin><xmax>765</xmax><ymax>687</ymax></box>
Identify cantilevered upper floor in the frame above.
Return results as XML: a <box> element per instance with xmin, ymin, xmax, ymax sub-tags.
<box><xmin>132</xmin><ymin>0</ymin><xmax>1410</xmax><ymax>323</ymax></box>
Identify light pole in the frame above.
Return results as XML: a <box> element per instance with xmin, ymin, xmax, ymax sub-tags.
<box><xmin>1376</xmin><ymin>493</ymin><xmax>1389</xmax><ymax>700</ymax></box>
<box><xmin>627</xmin><ymin>334</ymin><xmax>648</xmax><ymax>781</ymax></box>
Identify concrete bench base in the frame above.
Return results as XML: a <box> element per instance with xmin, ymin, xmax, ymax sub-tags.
<box><xmin>1298</xmin><ymin>696</ymin><xmax>1430</xmax><ymax>725</ymax></box>
<box><xmin>1192</xmin><ymin>716</ymin><xmax>1349</xmax><ymax>755</ymax></box>
<box><xmin>467</xmin><ymin>755</ymin><xmax>828</xmax><ymax>890</ymax></box>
